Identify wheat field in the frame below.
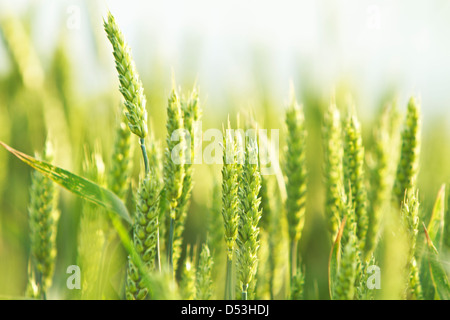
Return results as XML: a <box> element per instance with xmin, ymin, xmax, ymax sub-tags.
<box><xmin>0</xmin><ymin>3</ymin><xmax>449</xmax><ymax>301</ymax></box>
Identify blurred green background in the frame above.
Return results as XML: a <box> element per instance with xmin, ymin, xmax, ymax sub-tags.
<box><xmin>0</xmin><ymin>0</ymin><xmax>449</xmax><ymax>299</ymax></box>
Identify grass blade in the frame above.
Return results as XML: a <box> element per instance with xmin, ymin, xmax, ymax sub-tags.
<box><xmin>423</xmin><ymin>223</ymin><xmax>450</xmax><ymax>300</ymax></box>
<box><xmin>428</xmin><ymin>184</ymin><xmax>446</xmax><ymax>250</ymax></box>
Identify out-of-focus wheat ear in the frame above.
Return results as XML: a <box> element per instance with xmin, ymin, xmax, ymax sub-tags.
<box><xmin>126</xmin><ymin>173</ymin><xmax>160</xmax><ymax>300</ymax></box>
<box><xmin>333</xmin><ymin>230</ymin><xmax>357</xmax><ymax>300</ymax></box>
<box><xmin>365</xmin><ymin>104</ymin><xmax>396</xmax><ymax>257</ymax></box>
<box><xmin>290</xmin><ymin>267</ymin><xmax>305</xmax><ymax>300</ymax></box>
<box><xmin>355</xmin><ymin>255</ymin><xmax>376</xmax><ymax>300</ymax></box>
<box><xmin>27</xmin><ymin>140</ymin><xmax>59</xmax><ymax>299</ymax></box>
<box><xmin>394</xmin><ymin>97</ymin><xmax>421</xmax><ymax>205</ymax></box>
<box><xmin>236</xmin><ymin>137</ymin><xmax>262</xmax><ymax>300</ymax></box>
<box><xmin>221</xmin><ymin>119</ymin><xmax>240</xmax><ymax>299</ymax></box>
<box><xmin>323</xmin><ymin>102</ymin><xmax>344</xmax><ymax>240</ymax></box>
<box><xmin>400</xmin><ymin>189</ymin><xmax>423</xmax><ymax>299</ymax></box>
<box><xmin>163</xmin><ymin>88</ymin><xmax>186</xmax><ymax>276</ymax></box>
<box><xmin>103</xmin><ymin>12</ymin><xmax>148</xmax><ymax>139</ymax></box>
<box><xmin>195</xmin><ymin>243</ymin><xmax>214</xmax><ymax>300</ymax></box>
<box><xmin>284</xmin><ymin>93</ymin><xmax>307</xmax><ymax>280</ymax></box>
<box><xmin>180</xmin><ymin>246</ymin><xmax>196</xmax><ymax>300</ymax></box>
<box><xmin>343</xmin><ymin>111</ymin><xmax>368</xmax><ymax>251</ymax></box>
<box><xmin>172</xmin><ymin>89</ymin><xmax>201</xmax><ymax>273</ymax></box>
<box><xmin>108</xmin><ymin>109</ymin><xmax>133</xmax><ymax>201</ymax></box>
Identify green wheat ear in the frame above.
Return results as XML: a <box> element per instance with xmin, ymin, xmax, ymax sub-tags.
<box><xmin>180</xmin><ymin>246</ymin><xmax>196</xmax><ymax>300</ymax></box>
<box><xmin>334</xmin><ymin>225</ymin><xmax>357</xmax><ymax>300</ymax></box>
<box><xmin>394</xmin><ymin>97</ymin><xmax>421</xmax><ymax>205</ymax></box>
<box><xmin>196</xmin><ymin>243</ymin><xmax>214</xmax><ymax>300</ymax></box>
<box><xmin>221</xmin><ymin>120</ymin><xmax>240</xmax><ymax>299</ymax></box>
<box><xmin>290</xmin><ymin>268</ymin><xmax>305</xmax><ymax>300</ymax></box>
<box><xmin>108</xmin><ymin>109</ymin><xmax>133</xmax><ymax>201</ymax></box>
<box><xmin>236</xmin><ymin>137</ymin><xmax>262</xmax><ymax>300</ymax></box>
<box><xmin>343</xmin><ymin>111</ymin><xmax>368</xmax><ymax>250</ymax></box>
<box><xmin>27</xmin><ymin>140</ymin><xmax>59</xmax><ymax>299</ymax></box>
<box><xmin>104</xmin><ymin>12</ymin><xmax>148</xmax><ymax>139</ymax></box>
<box><xmin>172</xmin><ymin>88</ymin><xmax>201</xmax><ymax>273</ymax></box>
<box><xmin>365</xmin><ymin>103</ymin><xmax>400</xmax><ymax>257</ymax></box>
<box><xmin>222</xmin><ymin>121</ymin><xmax>240</xmax><ymax>260</ymax></box>
<box><xmin>323</xmin><ymin>102</ymin><xmax>344</xmax><ymax>240</ymax></box>
<box><xmin>126</xmin><ymin>172</ymin><xmax>160</xmax><ymax>300</ymax></box>
<box><xmin>284</xmin><ymin>93</ymin><xmax>307</xmax><ymax>270</ymax></box>
<box><xmin>164</xmin><ymin>87</ymin><xmax>186</xmax><ymax>274</ymax></box>
<box><xmin>400</xmin><ymin>189</ymin><xmax>423</xmax><ymax>300</ymax></box>
<box><xmin>164</xmin><ymin>88</ymin><xmax>186</xmax><ymax>216</ymax></box>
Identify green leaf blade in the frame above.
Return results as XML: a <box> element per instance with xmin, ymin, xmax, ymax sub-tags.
<box><xmin>428</xmin><ymin>184</ymin><xmax>446</xmax><ymax>250</ymax></box>
<box><xmin>0</xmin><ymin>141</ymin><xmax>132</xmax><ymax>224</ymax></box>
<box><xmin>423</xmin><ymin>223</ymin><xmax>450</xmax><ymax>300</ymax></box>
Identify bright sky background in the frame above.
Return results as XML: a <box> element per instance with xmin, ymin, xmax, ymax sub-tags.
<box><xmin>1</xmin><ymin>0</ymin><xmax>450</xmax><ymax>124</ymax></box>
